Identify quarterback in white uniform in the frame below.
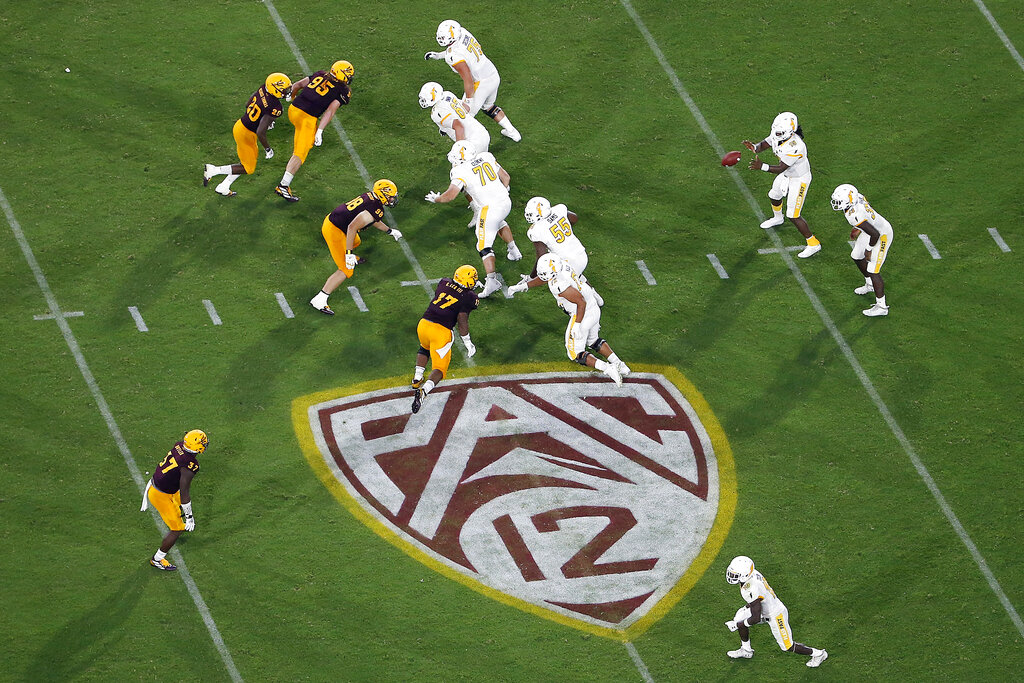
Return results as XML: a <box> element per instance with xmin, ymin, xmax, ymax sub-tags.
<box><xmin>743</xmin><ymin>112</ymin><xmax>822</xmax><ymax>258</ymax></box>
<box><xmin>832</xmin><ymin>184</ymin><xmax>894</xmax><ymax>317</ymax></box>
<box><xmin>724</xmin><ymin>556</ymin><xmax>828</xmax><ymax>668</ymax></box>
<box><xmin>424</xmin><ymin>20</ymin><xmax>522</xmax><ymax>142</ymax></box>
<box><xmin>418</xmin><ymin>82</ymin><xmax>491</xmax><ymax>154</ymax></box>
<box><xmin>425</xmin><ymin>140</ymin><xmax>523</xmax><ymax>298</ymax></box>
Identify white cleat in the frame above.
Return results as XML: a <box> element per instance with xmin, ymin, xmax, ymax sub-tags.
<box><xmin>616</xmin><ymin>360</ymin><xmax>632</xmax><ymax>377</ymax></box>
<box><xmin>797</xmin><ymin>243</ymin><xmax>822</xmax><ymax>259</ymax></box>
<box><xmin>854</xmin><ymin>284</ymin><xmax>874</xmax><ymax>295</ymax></box>
<box><xmin>807</xmin><ymin>650</ymin><xmax>829</xmax><ymax>668</ymax></box>
<box><xmin>603</xmin><ymin>362</ymin><xmax>623</xmax><ymax>387</ymax></box>
<box><xmin>203</xmin><ymin>164</ymin><xmax>216</xmax><ymax>186</ymax></box>
<box><xmin>500</xmin><ymin>128</ymin><xmax>522</xmax><ymax>142</ymax></box>
<box><xmin>759</xmin><ymin>214</ymin><xmax>785</xmax><ymax>229</ymax></box>
<box><xmin>507</xmin><ymin>243</ymin><xmax>522</xmax><ymax>262</ymax></box>
<box><xmin>727</xmin><ymin>647</ymin><xmax>754</xmax><ymax>660</ymax></box>
<box><xmin>863</xmin><ymin>303</ymin><xmax>889</xmax><ymax>317</ymax></box>
<box><xmin>479</xmin><ymin>276</ymin><xmax>502</xmax><ymax>299</ymax></box>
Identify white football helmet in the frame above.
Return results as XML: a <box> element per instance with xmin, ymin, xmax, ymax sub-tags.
<box><xmin>726</xmin><ymin>555</ymin><xmax>754</xmax><ymax>584</ymax></box>
<box><xmin>447</xmin><ymin>139</ymin><xmax>475</xmax><ymax>166</ymax></box>
<box><xmin>418</xmin><ymin>81</ymin><xmax>443</xmax><ymax>109</ymax></box>
<box><xmin>524</xmin><ymin>196</ymin><xmax>551</xmax><ymax>224</ymax></box>
<box><xmin>831</xmin><ymin>183</ymin><xmax>859</xmax><ymax>211</ymax></box>
<box><xmin>770</xmin><ymin>112</ymin><xmax>798</xmax><ymax>143</ymax></box>
<box><xmin>436</xmin><ymin>20</ymin><xmax>462</xmax><ymax>47</ymax></box>
<box><xmin>536</xmin><ymin>254</ymin><xmax>564</xmax><ymax>282</ymax></box>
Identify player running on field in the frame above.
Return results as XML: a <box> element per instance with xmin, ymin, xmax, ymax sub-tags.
<box><xmin>418</xmin><ymin>81</ymin><xmax>491</xmax><ymax>154</ymax></box>
<box><xmin>204</xmin><ymin>73</ymin><xmax>290</xmax><ymax>197</ymax></box>
<box><xmin>831</xmin><ymin>184</ymin><xmax>894</xmax><ymax>317</ymax></box>
<box><xmin>275</xmin><ymin>61</ymin><xmax>354</xmax><ymax>202</ymax></box>
<box><xmin>724</xmin><ymin>555</ymin><xmax>829</xmax><ymax>667</ymax></box>
<box><xmin>425</xmin><ymin>20</ymin><xmax>521</xmax><ymax>142</ymax></box>
<box><xmin>411</xmin><ymin>265</ymin><xmax>480</xmax><ymax>414</ymax></box>
<box><xmin>309</xmin><ymin>180</ymin><xmax>401</xmax><ymax>315</ymax></box>
<box><xmin>141</xmin><ymin>430</ymin><xmax>209</xmax><ymax>571</ymax></box>
<box><xmin>425</xmin><ymin>140</ymin><xmax>523</xmax><ymax>298</ymax></box>
<box><xmin>743</xmin><ymin>112</ymin><xmax>821</xmax><ymax>258</ymax></box>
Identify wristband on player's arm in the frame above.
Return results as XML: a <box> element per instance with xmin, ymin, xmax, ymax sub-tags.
<box><xmin>181</xmin><ymin>501</ymin><xmax>192</xmax><ymax>515</ymax></box>
<box><xmin>761</xmin><ymin>163</ymin><xmax>770</xmax><ymax>172</ymax></box>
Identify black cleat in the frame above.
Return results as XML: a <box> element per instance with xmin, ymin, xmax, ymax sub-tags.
<box><xmin>310</xmin><ymin>302</ymin><xmax>335</xmax><ymax>316</ymax></box>
<box><xmin>356</xmin><ymin>255</ymin><xmax>367</xmax><ymax>265</ymax></box>
<box><xmin>275</xmin><ymin>184</ymin><xmax>300</xmax><ymax>202</ymax></box>
<box><xmin>411</xmin><ymin>388</ymin><xmax>424</xmax><ymax>414</ymax></box>
<box><xmin>150</xmin><ymin>556</ymin><xmax>177</xmax><ymax>571</ymax></box>
<box><xmin>411</xmin><ymin>377</ymin><xmax>423</xmax><ymax>389</ymax></box>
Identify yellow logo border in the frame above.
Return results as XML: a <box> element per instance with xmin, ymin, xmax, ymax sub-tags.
<box><xmin>291</xmin><ymin>363</ymin><xmax>736</xmax><ymax>642</ymax></box>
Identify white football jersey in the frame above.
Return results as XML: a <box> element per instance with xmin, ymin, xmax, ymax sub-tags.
<box><xmin>449</xmin><ymin>152</ymin><xmax>509</xmax><ymax>205</ymax></box>
<box><xmin>768</xmin><ymin>135</ymin><xmax>810</xmax><ymax>177</ymax></box>
<box><xmin>527</xmin><ymin>204</ymin><xmax>587</xmax><ymax>266</ymax></box>
<box><xmin>445</xmin><ymin>30</ymin><xmax>498</xmax><ymax>82</ymax></box>
<box><xmin>431</xmin><ymin>92</ymin><xmax>490</xmax><ymax>149</ymax></box>
<box><xmin>547</xmin><ymin>264</ymin><xmax>599</xmax><ymax>318</ymax></box>
<box><xmin>843</xmin><ymin>196</ymin><xmax>888</xmax><ymax>230</ymax></box>
<box><xmin>740</xmin><ymin>570</ymin><xmax>786</xmax><ymax>619</ymax></box>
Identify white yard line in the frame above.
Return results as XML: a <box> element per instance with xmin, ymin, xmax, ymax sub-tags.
<box><xmin>635</xmin><ymin>260</ymin><xmax>657</xmax><ymax>285</ymax></box>
<box><xmin>128</xmin><ymin>306</ymin><xmax>149</xmax><ymax>332</ymax></box>
<box><xmin>757</xmin><ymin>245</ymin><xmax>804</xmax><ymax>255</ymax></box>
<box><xmin>918</xmin><ymin>234</ymin><xmax>942</xmax><ymax>260</ymax></box>
<box><xmin>348</xmin><ymin>286</ymin><xmax>369</xmax><ymax>312</ymax></box>
<box><xmin>34</xmin><ymin>310</ymin><xmax>84</xmax><ymax>320</ymax></box>
<box><xmin>275</xmin><ymin>292</ymin><xmax>295</xmax><ymax>319</ymax></box>
<box><xmin>624</xmin><ymin>642</ymin><xmax>655</xmax><ymax>683</ymax></box>
<box><xmin>988</xmin><ymin>228</ymin><xmax>1011</xmax><ymax>253</ymax></box>
<box><xmin>706</xmin><ymin>253</ymin><xmax>729</xmax><ymax>279</ymax></box>
<box><xmin>620</xmin><ymin>0</ymin><xmax>1024</xmax><ymax>641</ymax></box>
<box><xmin>402</xmin><ymin>278</ymin><xmax>443</xmax><ymax>287</ymax></box>
<box><xmin>973</xmin><ymin>0</ymin><xmax>1024</xmax><ymax>72</ymax></box>
<box><xmin>0</xmin><ymin>186</ymin><xmax>243</xmax><ymax>681</ymax></box>
<box><xmin>202</xmin><ymin>299</ymin><xmax>223</xmax><ymax>325</ymax></box>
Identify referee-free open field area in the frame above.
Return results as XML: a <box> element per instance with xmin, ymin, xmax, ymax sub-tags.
<box><xmin>2</xmin><ymin>0</ymin><xmax>1022</xmax><ymax>680</ymax></box>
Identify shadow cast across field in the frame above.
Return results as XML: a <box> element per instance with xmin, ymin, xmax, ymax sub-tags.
<box><xmin>22</xmin><ymin>566</ymin><xmax>150</xmax><ymax>682</ymax></box>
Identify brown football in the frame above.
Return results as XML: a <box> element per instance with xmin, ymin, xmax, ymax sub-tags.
<box><xmin>721</xmin><ymin>151</ymin><xmax>742</xmax><ymax>167</ymax></box>
<box><xmin>851</xmin><ymin>227</ymin><xmax>862</xmax><ymax>240</ymax></box>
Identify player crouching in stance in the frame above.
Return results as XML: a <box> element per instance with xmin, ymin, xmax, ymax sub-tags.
<box><xmin>141</xmin><ymin>430</ymin><xmax>209</xmax><ymax>571</ymax></box>
<box><xmin>831</xmin><ymin>184</ymin><xmax>894</xmax><ymax>317</ymax></box>
<box><xmin>412</xmin><ymin>265</ymin><xmax>480</xmax><ymax>414</ymax></box>
<box><xmin>510</xmin><ymin>254</ymin><xmax>628</xmax><ymax>385</ymax></box>
<box><xmin>724</xmin><ymin>555</ymin><xmax>828</xmax><ymax>667</ymax></box>
<box><xmin>309</xmin><ymin>180</ymin><xmax>401</xmax><ymax>315</ymax></box>
<box><xmin>743</xmin><ymin>112</ymin><xmax>821</xmax><ymax>258</ymax></box>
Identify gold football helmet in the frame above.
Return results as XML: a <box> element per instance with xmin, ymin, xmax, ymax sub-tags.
<box><xmin>265</xmin><ymin>73</ymin><xmax>292</xmax><ymax>99</ymax></box>
<box><xmin>453</xmin><ymin>264</ymin><xmax>479</xmax><ymax>289</ymax></box>
<box><xmin>331</xmin><ymin>60</ymin><xmax>354</xmax><ymax>84</ymax></box>
<box><xmin>183</xmin><ymin>430</ymin><xmax>209</xmax><ymax>454</ymax></box>
<box><xmin>372</xmin><ymin>179</ymin><xmax>398</xmax><ymax>206</ymax></box>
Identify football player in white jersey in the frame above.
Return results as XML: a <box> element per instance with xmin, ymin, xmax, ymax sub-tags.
<box><xmin>522</xmin><ymin>196</ymin><xmax>589</xmax><ymax>276</ymax></box>
<box><xmin>724</xmin><ymin>556</ymin><xmax>828</xmax><ymax>668</ymax></box>
<box><xmin>418</xmin><ymin>81</ymin><xmax>491</xmax><ymax>154</ymax></box>
<box><xmin>424</xmin><ymin>20</ymin><xmax>522</xmax><ymax>142</ymax></box>
<box><xmin>743</xmin><ymin>112</ymin><xmax>822</xmax><ymax>258</ymax></box>
<box><xmin>832</xmin><ymin>184</ymin><xmax>894</xmax><ymax>317</ymax></box>
<box><xmin>425</xmin><ymin>140</ymin><xmax>523</xmax><ymax>298</ymax></box>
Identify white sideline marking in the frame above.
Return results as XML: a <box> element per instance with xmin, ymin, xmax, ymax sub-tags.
<box><xmin>401</xmin><ymin>278</ymin><xmax>442</xmax><ymax>287</ymax></box>
<box><xmin>202</xmin><ymin>299</ymin><xmax>223</xmax><ymax>325</ymax></box>
<box><xmin>988</xmin><ymin>228</ymin><xmax>1011</xmax><ymax>252</ymax></box>
<box><xmin>621</xmin><ymin>0</ymin><xmax>1024</xmax><ymax>641</ymax></box>
<box><xmin>128</xmin><ymin>306</ymin><xmax>148</xmax><ymax>332</ymax></box>
<box><xmin>34</xmin><ymin>310</ymin><xmax>84</xmax><ymax>320</ymax></box>
<box><xmin>275</xmin><ymin>292</ymin><xmax>295</xmax><ymax>319</ymax></box>
<box><xmin>973</xmin><ymin>0</ymin><xmax>1024</xmax><ymax>72</ymax></box>
<box><xmin>706</xmin><ymin>253</ymin><xmax>729</xmax><ymax>279</ymax></box>
<box><xmin>348</xmin><ymin>286</ymin><xmax>368</xmax><ymax>313</ymax></box>
<box><xmin>757</xmin><ymin>245</ymin><xmax>804</xmax><ymax>255</ymax></box>
<box><xmin>635</xmin><ymin>260</ymin><xmax>657</xmax><ymax>285</ymax></box>
<box><xmin>261</xmin><ymin>0</ymin><xmax>476</xmax><ymax>365</ymax></box>
<box><xmin>918</xmin><ymin>234</ymin><xmax>942</xmax><ymax>260</ymax></box>
<box><xmin>0</xmin><ymin>186</ymin><xmax>244</xmax><ymax>682</ymax></box>
<box><xmin>625</xmin><ymin>642</ymin><xmax>655</xmax><ymax>683</ymax></box>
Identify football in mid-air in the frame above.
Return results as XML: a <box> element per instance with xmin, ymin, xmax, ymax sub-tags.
<box><xmin>721</xmin><ymin>151</ymin><xmax>742</xmax><ymax>167</ymax></box>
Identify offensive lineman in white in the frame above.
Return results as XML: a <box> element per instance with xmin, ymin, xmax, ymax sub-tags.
<box><xmin>724</xmin><ymin>556</ymin><xmax>829</xmax><ymax>668</ymax></box>
<box><xmin>831</xmin><ymin>184</ymin><xmax>894</xmax><ymax>317</ymax></box>
<box><xmin>743</xmin><ymin>112</ymin><xmax>822</xmax><ymax>258</ymax></box>
<box><xmin>418</xmin><ymin>81</ymin><xmax>491</xmax><ymax>154</ymax></box>
<box><xmin>425</xmin><ymin>20</ymin><xmax>522</xmax><ymax>142</ymax></box>
<box><xmin>425</xmin><ymin>140</ymin><xmax>523</xmax><ymax>298</ymax></box>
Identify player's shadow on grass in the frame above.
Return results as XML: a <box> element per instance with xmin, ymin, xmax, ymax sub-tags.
<box><xmin>22</xmin><ymin>566</ymin><xmax>149</xmax><ymax>682</ymax></box>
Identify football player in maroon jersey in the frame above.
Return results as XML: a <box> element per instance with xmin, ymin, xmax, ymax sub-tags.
<box><xmin>140</xmin><ymin>430</ymin><xmax>208</xmax><ymax>571</ymax></box>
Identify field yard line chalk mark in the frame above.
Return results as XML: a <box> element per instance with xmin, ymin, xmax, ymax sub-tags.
<box><xmin>0</xmin><ymin>185</ymin><xmax>244</xmax><ymax>682</ymax></box>
<box><xmin>918</xmin><ymin>234</ymin><xmax>942</xmax><ymax>259</ymax></box>
<box><xmin>348</xmin><ymin>286</ymin><xmax>369</xmax><ymax>312</ymax></box>
<box><xmin>988</xmin><ymin>228</ymin><xmax>1011</xmax><ymax>252</ymax></box>
<box><xmin>757</xmin><ymin>245</ymin><xmax>804</xmax><ymax>255</ymax></box>
<box><xmin>261</xmin><ymin>0</ymin><xmax>476</xmax><ymax>366</ymax></box>
<box><xmin>202</xmin><ymin>299</ymin><xmax>223</xmax><ymax>325</ymax></box>
<box><xmin>706</xmin><ymin>254</ymin><xmax>729</xmax><ymax>279</ymax></box>
<box><xmin>620</xmin><ymin>0</ymin><xmax>1024</xmax><ymax>640</ymax></box>
<box><xmin>973</xmin><ymin>0</ymin><xmax>1024</xmax><ymax>72</ymax></box>
<box><xmin>128</xmin><ymin>306</ymin><xmax>149</xmax><ymax>332</ymax></box>
<box><xmin>636</xmin><ymin>260</ymin><xmax>657</xmax><ymax>285</ymax></box>
<box><xmin>34</xmin><ymin>310</ymin><xmax>84</xmax><ymax>320</ymax></box>
<box><xmin>625</xmin><ymin>642</ymin><xmax>655</xmax><ymax>683</ymax></box>
<box><xmin>402</xmin><ymin>278</ymin><xmax>443</xmax><ymax>287</ymax></box>
<box><xmin>275</xmin><ymin>292</ymin><xmax>295</xmax><ymax>319</ymax></box>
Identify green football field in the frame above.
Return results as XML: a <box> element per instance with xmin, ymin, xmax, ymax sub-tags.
<box><xmin>3</xmin><ymin>0</ymin><xmax>1023</xmax><ymax>680</ymax></box>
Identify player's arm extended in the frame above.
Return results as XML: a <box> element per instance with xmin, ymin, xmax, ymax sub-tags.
<box><xmin>457</xmin><ymin>311</ymin><xmax>470</xmax><ymax>337</ymax></box>
<box><xmin>560</xmin><ymin>287</ymin><xmax>587</xmax><ymax>324</ymax></box>
<box><xmin>290</xmin><ymin>76</ymin><xmax>311</xmax><ymax>99</ymax></box>
<box><xmin>317</xmin><ymin>99</ymin><xmax>342</xmax><ymax>132</ymax></box>
<box><xmin>745</xmin><ymin>598</ymin><xmax>763</xmax><ymax>625</ymax></box>
<box><xmin>435</xmin><ymin>183</ymin><xmax>462</xmax><ymax>203</ymax></box>
<box><xmin>346</xmin><ymin>211</ymin><xmax>374</xmax><ymax>250</ymax></box>
<box><xmin>178</xmin><ymin>467</ymin><xmax>196</xmax><ymax>505</ymax></box>
<box><xmin>452</xmin><ymin>119</ymin><xmax>466</xmax><ymax>141</ymax></box>
<box><xmin>498</xmin><ymin>167</ymin><xmax>510</xmax><ymax>188</ymax></box>
<box><xmin>742</xmin><ymin>139</ymin><xmax>768</xmax><ymax>153</ymax></box>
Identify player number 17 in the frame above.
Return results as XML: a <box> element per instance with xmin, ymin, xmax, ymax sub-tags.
<box><xmin>431</xmin><ymin>293</ymin><xmax>459</xmax><ymax>309</ymax></box>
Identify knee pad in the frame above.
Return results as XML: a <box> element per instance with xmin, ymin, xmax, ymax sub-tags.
<box><xmin>478</xmin><ymin>247</ymin><xmax>494</xmax><ymax>259</ymax></box>
<box><xmin>573</xmin><ymin>351</ymin><xmax>591</xmax><ymax>367</ymax></box>
<box><xmin>588</xmin><ymin>337</ymin><xmax>607</xmax><ymax>353</ymax></box>
<box><xmin>417</xmin><ymin>346</ymin><xmax>429</xmax><ymax>357</ymax></box>
<box><xmin>482</xmin><ymin>104</ymin><xmax>503</xmax><ymax>119</ymax></box>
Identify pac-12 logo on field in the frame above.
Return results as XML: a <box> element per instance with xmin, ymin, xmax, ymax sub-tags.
<box><xmin>293</xmin><ymin>364</ymin><xmax>736</xmax><ymax>640</ymax></box>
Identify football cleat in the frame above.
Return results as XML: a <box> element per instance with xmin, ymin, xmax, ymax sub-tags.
<box><xmin>479</xmin><ymin>275</ymin><xmax>502</xmax><ymax>299</ymax></box>
<box><xmin>807</xmin><ymin>650</ymin><xmax>829</xmax><ymax>668</ymax></box>
<box><xmin>215</xmin><ymin>188</ymin><xmax>237</xmax><ymax>197</ymax></box>
<box><xmin>603</xmin><ymin>362</ymin><xmax>623</xmax><ymax>387</ymax></box>
<box><xmin>507</xmin><ymin>243</ymin><xmax>522</xmax><ymax>262</ymax></box>
<box><xmin>854</xmin><ymin>284</ymin><xmax>874</xmax><ymax>295</ymax></box>
<box><xmin>411</xmin><ymin>377</ymin><xmax>423</xmax><ymax>390</ymax></box>
<box><xmin>798</xmin><ymin>243</ymin><xmax>822</xmax><ymax>258</ymax></box>
<box><xmin>616</xmin><ymin>360</ymin><xmax>632</xmax><ymax>377</ymax></box>
<box><xmin>500</xmin><ymin>128</ymin><xmax>522</xmax><ymax>142</ymax></box>
<box><xmin>275</xmin><ymin>185</ymin><xmax>300</xmax><ymax>202</ymax></box>
<box><xmin>727</xmin><ymin>647</ymin><xmax>754</xmax><ymax>660</ymax></box>
<box><xmin>150</xmin><ymin>556</ymin><xmax>177</xmax><ymax>572</ymax></box>
<box><xmin>310</xmin><ymin>301</ymin><xmax>335</xmax><ymax>316</ymax></box>
<box><xmin>863</xmin><ymin>303</ymin><xmax>889</xmax><ymax>317</ymax></box>
<box><xmin>760</xmin><ymin>214</ymin><xmax>785</xmax><ymax>229</ymax></box>
<box><xmin>411</xmin><ymin>388</ymin><xmax>424</xmax><ymax>414</ymax></box>
<box><xmin>203</xmin><ymin>164</ymin><xmax>216</xmax><ymax>186</ymax></box>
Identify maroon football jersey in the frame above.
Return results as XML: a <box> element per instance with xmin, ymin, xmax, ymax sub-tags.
<box><xmin>152</xmin><ymin>441</ymin><xmax>200</xmax><ymax>494</ymax></box>
<box><xmin>292</xmin><ymin>70</ymin><xmax>351</xmax><ymax>118</ymax></box>
<box><xmin>422</xmin><ymin>278</ymin><xmax>478</xmax><ymax>329</ymax></box>
<box><xmin>327</xmin><ymin>192</ymin><xmax>385</xmax><ymax>231</ymax></box>
<box><xmin>240</xmin><ymin>86</ymin><xmax>283</xmax><ymax>134</ymax></box>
